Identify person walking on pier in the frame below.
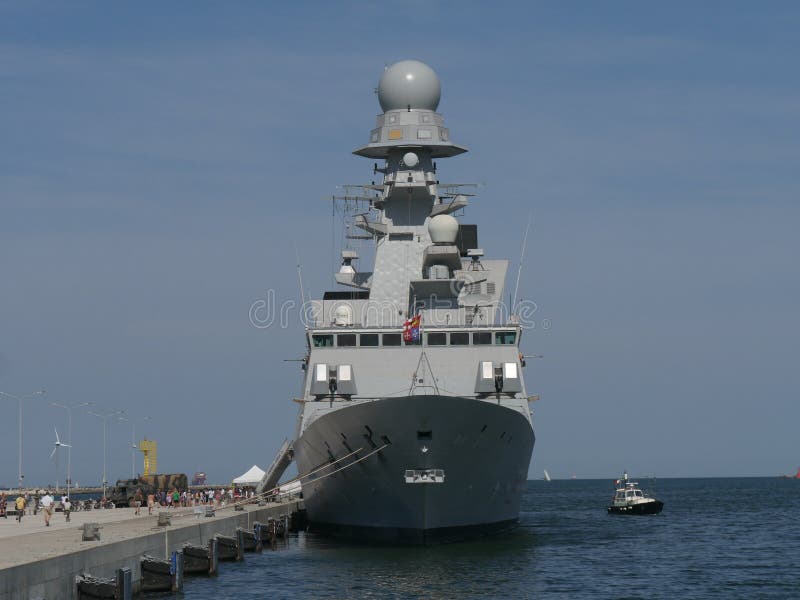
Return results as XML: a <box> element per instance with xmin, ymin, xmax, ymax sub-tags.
<box><xmin>62</xmin><ymin>496</ymin><xmax>72</xmax><ymax>522</ymax></box>
<box><xmin>40</xmin><ymin>491</ymin><xmax>54</xmax><ymax>526</ymax></box>
<box><xmin>147</xmin><ymin>492</ymin><xmax>155</xmax><ymax>515</ymax></box>
<box><xmin>133</xmin><ymin>488</ymin><xmax>143</xmax><ymax>516</ymax></box>
<box><xmin>15</xmin><ymin>495</ymin><xmax>25</xmax><ymax>523</ymax></box>
<box><xmin>0</xmin><ymin>492</ymin><xmax>7</xmax><ymax>519</ymax></box>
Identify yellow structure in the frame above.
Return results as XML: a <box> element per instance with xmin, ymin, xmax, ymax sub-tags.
<box><xmin>138</xmin><ymin>438</ymin><xmax>157</xmax><ymax>476</ymax></box>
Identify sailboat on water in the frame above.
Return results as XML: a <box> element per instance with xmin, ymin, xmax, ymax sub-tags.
<box><xmin>543</xmin><ymin>469</ymin><xmax>551</xmax><ymax>482</ymax></box>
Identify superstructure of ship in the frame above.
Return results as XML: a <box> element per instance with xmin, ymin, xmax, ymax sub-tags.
<box><xmin>276</xmin><ymin>60</ymin><xmax>536</xmax><ymax>543</ymax></box>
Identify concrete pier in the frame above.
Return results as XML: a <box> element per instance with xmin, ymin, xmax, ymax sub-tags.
<box><xmin>0</xmin><ymin>500</ymin><xmax>303</xmax><ymax>600</ymax></box>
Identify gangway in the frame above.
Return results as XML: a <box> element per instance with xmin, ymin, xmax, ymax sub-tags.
<box><xmin>257</xmin><ymin>438</ymin><xmax>294</xmax><ymax>495</ymax></box>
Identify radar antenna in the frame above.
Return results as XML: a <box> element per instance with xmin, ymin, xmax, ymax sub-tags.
<box><xmin>295</xmin><ymin>243</ymin><xmax>307</xmax><ymax>307</ymax></box>
<box><xmin>512</xmin><ymin>212</ymin><xmax>533</xmax><ymax>314</ymax></box>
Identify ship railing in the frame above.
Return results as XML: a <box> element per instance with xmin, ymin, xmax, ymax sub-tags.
<box><xmin>307</xmin><ymin>326</ymin><xmax>521</xmax><ymax>349</ymax></box>
<box><xmin>306</xmin><ymin>323</ymin><xmax>523</xmax><ymax>332</ymax></box>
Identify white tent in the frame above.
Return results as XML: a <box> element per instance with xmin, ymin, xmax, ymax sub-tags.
<box><xmin>232</xmin><ymin>465</ymin><xmax>266</xmax><ymax>486</ymax></box>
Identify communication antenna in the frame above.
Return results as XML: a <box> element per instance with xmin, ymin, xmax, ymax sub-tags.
<box><xmin>294</xmin><ymin>243</ymin><xmax>307</xmax><ymax>307</ymax></box>
<box><xmin>511</xmin><ymin>212</ymin><xmax>533</xmax><ymax>314</ymax></box>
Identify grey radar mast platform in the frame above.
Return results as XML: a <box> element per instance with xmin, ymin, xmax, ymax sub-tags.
<box><xmin>354</xmin><ymin>60</ymin><xmax>468</xmax><ymax>159</ymax></box>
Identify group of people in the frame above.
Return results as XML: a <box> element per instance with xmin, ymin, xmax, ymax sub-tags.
<box><xmin>0</xmin><ymin>490</ymin><xmax>71</xmax><ymax>525</ymax></box>
<box><xmin>0</xmin><ymin>486</ymin><xmax>264</xmax><ymax>524</ymax></box>
<box><xmin>195</xmin><ymin>487</ymin><xmax>258</xmax><ymax>506</ymax></box>
<box><xmin>128</xmin><ymin>486</ymin><xmax>258</xmax><ymax>516</ymax></box>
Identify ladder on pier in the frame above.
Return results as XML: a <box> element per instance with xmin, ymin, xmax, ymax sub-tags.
<box><xmin>257</xmin><ymin>438</ymin><xmax>294</xmax><ymax>496</ymax></box>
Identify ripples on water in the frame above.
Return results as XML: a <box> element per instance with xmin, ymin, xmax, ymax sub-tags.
<box><xmin>184</xmin><ymin>479</ymin><xmax>799</xmax><ymax>599</ymax></box>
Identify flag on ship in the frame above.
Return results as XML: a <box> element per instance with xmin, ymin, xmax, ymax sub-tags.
<box><xmin>403</xmin><ymin>315</ymin><xmax>421</xmax><ymax>343</ymax></box>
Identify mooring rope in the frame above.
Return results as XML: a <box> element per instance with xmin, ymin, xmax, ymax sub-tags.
<box><xmin>272</xmin><ymin>445</ymin><xmax>365</xmax><ymax>491</ymax></box>
<box><xmin>163</xmin><ymin>442</ymin><xmax>388</xmax><ymax>521</ymax></box>
<box><xmin>296</xmin><ymin>443</ymin><xmax>389</xmax><ymax>485</ymax></box>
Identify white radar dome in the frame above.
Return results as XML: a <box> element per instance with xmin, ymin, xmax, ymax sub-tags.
<box><xmin>428</xmin><ymin>214</ymin><xmax>459</xmax><ymax>244</ymax></box>
<box><xmin>378</xmin><ymin>60</ymin><xmax>441</xmax><ymax>112</ymax></box>
<box><xmin>403</xmin><ymin>152</ymin><xmax>419</xmax><ymax>168</ymax></box>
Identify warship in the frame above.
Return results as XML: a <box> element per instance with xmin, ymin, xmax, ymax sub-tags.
<box><xmin>281</xmin><ymin>60</ymin><xmax>536</xmax><ymax>542</ymax></box>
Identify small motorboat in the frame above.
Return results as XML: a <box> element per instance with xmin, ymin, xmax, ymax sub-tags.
<box><xmin>607</xmin><ymin>471</ymin><xmax>663</xmax><ymax>515</ymax></box>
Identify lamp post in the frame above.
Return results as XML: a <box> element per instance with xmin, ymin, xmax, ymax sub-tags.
<box><xmin>120</xmin><ymin>416</ymin><xmax>150</xmax><ymax>479</ymax></box>
<box><xmin>89</xmin><ymin>410</ymin><xmax>124</xmax><ymax>501</ymax></box>
<box><xmin>51</xmin><ymin>401</ymin><xmax>93</xmax><ymax>499</ymax></box>
<box><xmin>0</xmin><ymin>390</ymin><xmax>46</xmax><ymax>492</ymax></box>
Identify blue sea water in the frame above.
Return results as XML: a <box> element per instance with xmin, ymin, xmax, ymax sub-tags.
<box><xmin>184</xmin><ymin>478</ymin><xmax>799</xmax><ymax>599</ymax></box>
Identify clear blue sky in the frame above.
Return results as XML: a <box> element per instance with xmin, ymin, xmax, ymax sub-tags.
<box><xmin>2</xmin><ymin>1</ymin><xmax>798</xmax><ymax>486</ymax></box>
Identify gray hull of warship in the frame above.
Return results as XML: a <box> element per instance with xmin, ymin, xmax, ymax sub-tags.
<box><xmin>297</xmin><ymin>394</ymin><xmax>533</xmax><ymax>542</ymax></box>
<box><xmin>274</xmin><ymin>60</ymin><xmax>536</xmax><ymax>543</ymax></box>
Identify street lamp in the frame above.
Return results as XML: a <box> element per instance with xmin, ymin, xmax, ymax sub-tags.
<box><xmin>119</xmin><ymin>415</ymin><xmax>151</xmax><ymax>479</ymax></box>
<box><xmin>0</xmin><ymin>389</ymin><xmax>46</xmax><ymax>492</ymax></box>
<box><xmin>89</xmin><ymin>410</ymin><xmax>124</xmax><ymax>501</ymax></box>
<box><xmin>51</xmin><ymin>401</ymin><xmax>93</xmax><ymax>499</ymax></box>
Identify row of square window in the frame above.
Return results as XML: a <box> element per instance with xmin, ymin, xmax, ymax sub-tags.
<box><xmin>384</xmin><ymin>113</ymin><xmax>436</xmax><ymax>125</ymax></box>
<box><xmin>370</xmin><ymin>127</ymin><xmax>449</xmax><ymax>143</ymax></box>
<box><xmin>312</xmin><ymin>331</ymin><xmax>517</xmax><ymax>348</ymax></box>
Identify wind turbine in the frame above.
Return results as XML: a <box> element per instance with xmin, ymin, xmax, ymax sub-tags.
<box><xmin>50</xmin><ymin>428</ymin><xmax>71</xmax><ymax>495</ymax></box>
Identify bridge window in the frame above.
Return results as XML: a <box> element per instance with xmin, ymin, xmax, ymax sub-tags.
<box><xmin>427</xmin><ymin>332</ymin><xmax>447</xmax><ymax>346</ymax></box>
<box><xmin>312</xmin><ymin>334</ymin><xmax>334</xmax><ymax>348</ymax></box>
<box><xmin>473</xmin><ymin>332</ymin><xmax>492</xmax><ymax>345</ymax></box>
<box><xmin>450</xmin><ymin>332</ymin><xmax>469</xmax><ymax>345</ymax></box>
<box><xmin>360</xmin><ymin>333</ymin><xmax>379</xmax><ymax>347</ymax></box>
<box><xmin>382</xmin><ymin>333</ymin><xmax>402</xmax><ymax>346</ymax></box>
<box><xmin>495</xmin><ymin>331</ymin><xmax>517</xmax><ymax>345</ymax></box>
<box><xmin>337</xmin><ymin>334</ymin><xmax>357</xmax><ymax>347</ymax></box>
